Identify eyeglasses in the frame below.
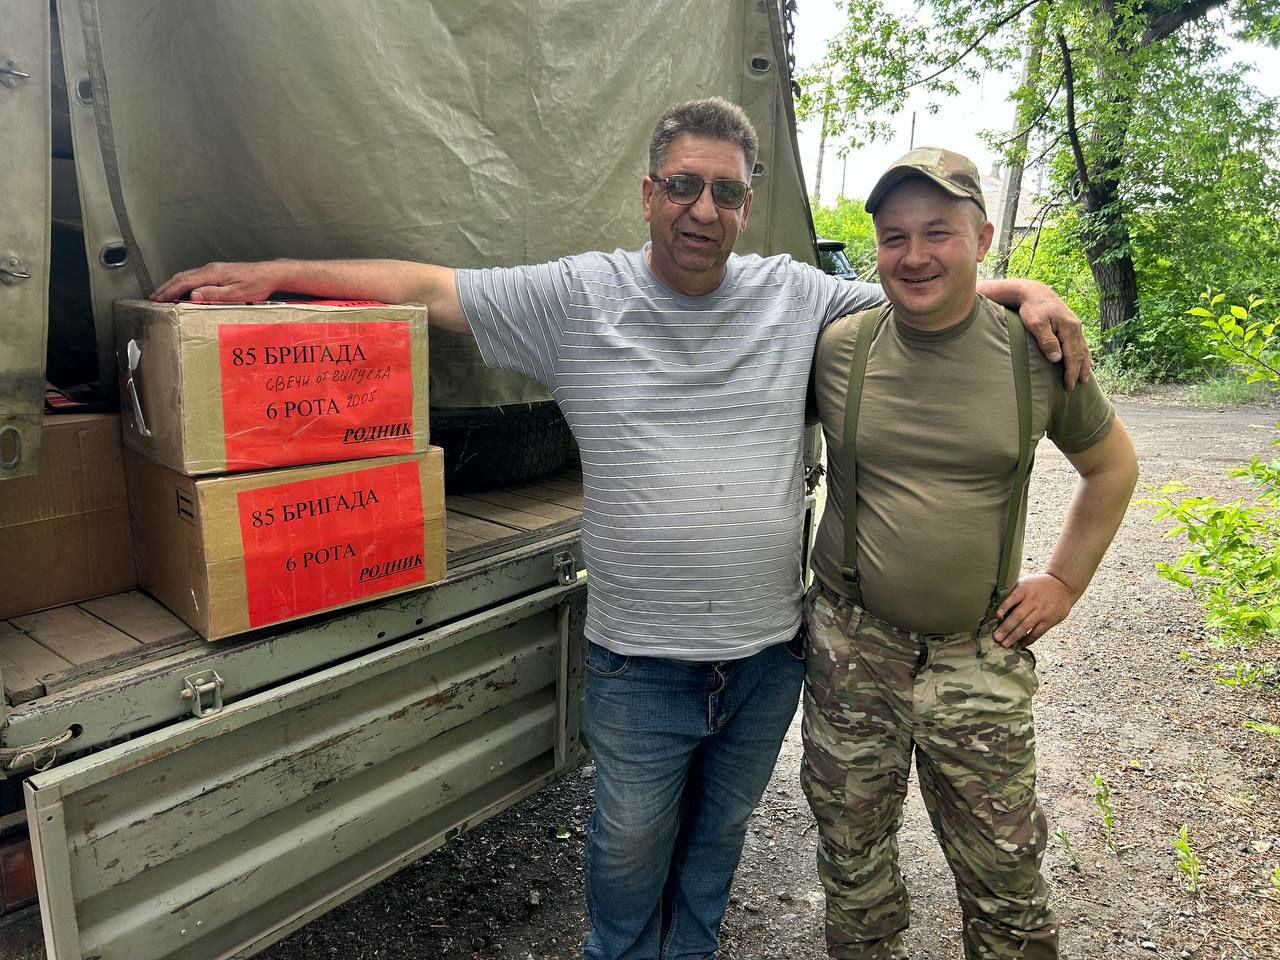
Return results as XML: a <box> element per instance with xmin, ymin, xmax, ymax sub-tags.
<box><xmin>651</xmin><ymin>174</ymin><xmax>750</xmax><ymax>210</ymax></box>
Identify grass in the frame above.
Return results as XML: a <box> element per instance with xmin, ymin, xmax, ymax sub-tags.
<box><xmin>1187</xmin><ymin>373</ymin><xmax>1276</xmax><ymax>407</ymax></box>
<box><xmin>1092</xmin><ymin>358</ymin><xmax>1150</xmax><ymax>396</ymax></box>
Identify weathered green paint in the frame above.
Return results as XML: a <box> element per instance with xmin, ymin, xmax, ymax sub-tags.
<box><xmin>1</xmin><ymin>532</ymin><xmax>584</xmax><ymax>764</ymax></box>
<box><xmin>0</xmin><ymin>0</ymin><xmax>50</xmax><ymax>480</ymax></box>
<box><xmin>26</xmin><ymin>578</ymin><xmax>586</xmax><ymax>960</ymax></box>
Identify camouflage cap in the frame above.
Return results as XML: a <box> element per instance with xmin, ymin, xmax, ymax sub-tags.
<box><xmin>864</xmin><ymin>147</ymin><xmax>986</xmax><ymax>216</ymax></box>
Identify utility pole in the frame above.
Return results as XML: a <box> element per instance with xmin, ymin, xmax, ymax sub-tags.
<box><xmin>992</xmin><ymin>15</ymin><xmax>1046</xmax><ymax>278</ymax></box>
<box><xmin>814</xmin><ymin>84</ymin><xmax>833</xmax><ymax>201</ymax></box>
<box><xmin>840</xmin><ymin>151</ymin><xmax>848</xmax><ymax>199</ymax></box>
<box><xmin>908</xmin><ymin>111</ymin><xmax>917</xmax><ymax>150</ymax></box>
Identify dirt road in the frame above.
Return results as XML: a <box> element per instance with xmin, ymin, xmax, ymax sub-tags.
<box><xmin>255</xmin><ymin>396</ymin><xmax>1279</xmax><ymax>960</ymax></box>
<box><xmin>5</xmin><ymin>397</ymin><xmax>1277</xmax><ymax>960</ymax></box>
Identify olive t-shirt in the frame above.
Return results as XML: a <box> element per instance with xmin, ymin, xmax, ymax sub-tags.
<box><xmin>809</xmin><ymin>295</ymin><xmax>1115</xmax><ymax>634</ymax></box>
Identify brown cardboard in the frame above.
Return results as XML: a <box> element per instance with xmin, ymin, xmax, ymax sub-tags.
<box><xmin>126</xmin><ymin>448</ymin><xmax>446</xmax><ymax>640</ymax></box>
<box><xmin>0</xmin><ymin>414</ymin><xmax>137</xmax><ymax>619</ymax></box>
<box><xmin>114</xmin><ymin>299</ymin><xmax>430</xmax><ymax>475</ymax></box>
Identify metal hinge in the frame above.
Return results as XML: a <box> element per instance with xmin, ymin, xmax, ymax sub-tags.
<box><xmin>181</xmin><ymin>670</ymin><xmax>225</xmax><ymax>718</ymax></box>
<box><xmin>553</xmin><ymin>551</ymin><xmax>578</xmax><ymax>585</ymax></box>
<box><xmin>0</xmin><ymin>60</ymin><xmax>31</xmax><ymax>88</ymax></box>
<box><xmin>1</xmin><ymin>256</ymin><xmax>32</xmax><ymax>286</ymax></box>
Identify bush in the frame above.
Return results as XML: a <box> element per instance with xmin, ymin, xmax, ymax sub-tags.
<box><xmin>1146</xmin><ymin>294</ymin><xmax>1280</xmax><ymax>648</ymax></box>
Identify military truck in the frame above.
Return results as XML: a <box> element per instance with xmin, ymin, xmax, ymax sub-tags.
<box><xmin>0</xmin><ymin>2</ymin><xmax>821</xmax><ymax>957</ymax></box>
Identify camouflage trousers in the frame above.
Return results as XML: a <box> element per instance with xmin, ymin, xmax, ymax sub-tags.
<box><xmin>800</xmin><ymin>582</ymin><xmax>1057</xmax><ymax>960</ymax></box>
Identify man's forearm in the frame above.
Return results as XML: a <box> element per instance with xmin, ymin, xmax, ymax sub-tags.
<box><xmin>976</xmin><ymin>277</ymin><xmax>1035</xmax><ymax>309</ymax></box>
<box><xmin>1046</xmin><ymin>425</ymin><xmax>1139</xmax><ymax>599</ymax></box>
<box><xmin>257</xmin><ymin>260</ymin><xmax>468</xmax><ymax>334</ymax></box>
<box><xmin>150</xmin><ymin>258</ymin><xmax>470</xmax><ymax>334</ymax></box>
<box><xmin>269</xmin><ymin>259</ymin><xmax>432</xmax><ymax>304</ymax></box>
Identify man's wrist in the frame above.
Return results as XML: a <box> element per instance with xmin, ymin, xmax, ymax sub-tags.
<box><xmin>1043</xmin><ymin>569</ymin><xmax>1084</xmax><ymax>602</ymax></box>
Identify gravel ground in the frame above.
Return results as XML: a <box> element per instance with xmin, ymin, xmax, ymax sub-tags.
<box><xmin>3</xmin><ymin>393</ymin><xmax>1277</xmax><ymax>960</ymax></box>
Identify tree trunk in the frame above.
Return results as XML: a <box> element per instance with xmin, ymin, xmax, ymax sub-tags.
<box><xmin>1085</xmin><ymin>237</ymin><xmax>1139</xmax><ymax>349</ymax></box>
<box><xmin>1079</xmin><ymin>179</ymin><xmax>1139</xmax><ymax>353</ymax></box>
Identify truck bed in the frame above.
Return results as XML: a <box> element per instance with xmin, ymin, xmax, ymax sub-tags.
<box><xmin>1</xmin><ymin>464</ymin><xmax>584</xmax><ymax>709</ymax></box>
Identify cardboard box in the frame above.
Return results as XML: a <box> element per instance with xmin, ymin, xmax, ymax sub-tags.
<box><xmin>115</xmin><ymin>299</ymin><xmax>429</xmax><ymax>474</ymax></box>
<box><xmin>126</xmin><ymin>448</ymin><xmax>445</xmax><ymax>640</ymax></box>
<box><xmin>0</xmin><ymin>414</ymin><xmax>137</xmax><ymax>619</ymax></box>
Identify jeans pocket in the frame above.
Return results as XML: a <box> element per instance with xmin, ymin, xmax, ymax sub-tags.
<box><xmin>784</xmin><ymin>625</ymin><xmax>807</xmax><ymax>662</ymax></box>
<box><xmin>585</xmin><ymin>642</ymin><xmax>631</xmax><ymax>678</ymax></box>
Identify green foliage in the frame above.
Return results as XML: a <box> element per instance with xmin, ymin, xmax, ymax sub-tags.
<box><xmin>1090</xmin><ymin>772</ymin><xmax>1117</xmax><ymax>853</ymax></box>
<box><xmin>811</xmin><ymin>196</ymin><xmax>876</xmax><ymax>273</ymax></box>
<box><xmin>1214</xmin><ymin>661</ymin><xmax>1278</xmax><ymax>689</ymax></box>
<box><xmin>1147</xmin><ymin>296</ymin><xmax>1280</xmax><ymax>647</ymax></box>
<box><xmin>799</xmin><ymin>0</ymin><xmax>1280</xmax><ymax>379</ymax></box>
<box><xmin>1053</xmin><ymin>827</ymin><xmax>1080</xmax><ymax>870</ymax></box>
<box><xmin>1171</xmin><ymin>824</ymin><xmax>1202</xmax><ymax>894</ymax></box>
<box><xmin>1271</xmin><ymin>864</ymin><xmax>1280</xmax><ymax>891</ymax></box>
<box><xmin>1243</xmin><ymin>719</ymin><xmax>1280</xmax><ymax>736</ymax></box>
<box><xmin>1191</xmin><ymin>293</ymin><xmax>1280</xmax><ymax>384</ymax></box>
<box><xmin>1149</xmin><ymin>482</ymin><xmax>1280</xmax><ymax>646</ymax></box>
<box><xmin>1006</xmin><ymin>218</ymin><xmax>1098</xmax><ymax>322</ymax></box>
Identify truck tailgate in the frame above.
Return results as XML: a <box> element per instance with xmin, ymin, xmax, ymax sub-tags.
<box><xmin>25</xmin><ymin>573</ymin><xmax>586</xmax><ymax>960</ymax></box>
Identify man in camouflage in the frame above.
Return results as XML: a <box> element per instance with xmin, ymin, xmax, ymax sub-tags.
<box><xmin>803</xmin><ymin>148</ymin><xmax>1140</xmax><ymax>959</ymax></box>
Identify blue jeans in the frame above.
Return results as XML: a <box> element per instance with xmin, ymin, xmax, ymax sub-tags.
<box><xmin>582</xmin><ymin>635</ymin><xmax>806</xmax><ymax>960</ymax></box>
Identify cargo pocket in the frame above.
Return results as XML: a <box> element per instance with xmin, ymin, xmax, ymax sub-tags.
<box><xmin>980</xmin><ymin>756</ymin><xmax>1047</xmax><ymax>879</ymax></box>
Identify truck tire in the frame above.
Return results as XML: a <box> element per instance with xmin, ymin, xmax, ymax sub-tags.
<box><xmin>432</xmin><ymin>401</ymin><xmax>573</xmax><ymax>492</ymax></box>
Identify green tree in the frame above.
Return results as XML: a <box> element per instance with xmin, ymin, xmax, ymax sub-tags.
<box><xmin>799</xmin><ymin>0</ymin><xmax>1280</xmax><ymax>357</ymax></box>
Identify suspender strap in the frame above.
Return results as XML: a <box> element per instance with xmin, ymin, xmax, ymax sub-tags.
<box><xmin>840</xmin><ymin>306</ymin><xmax>891</xmax><ymax>607</ymax></box>
<box><xmin>989</xmin><ymin>313</ymin><xmax>1035</xmax><ymax>621</ymax></box>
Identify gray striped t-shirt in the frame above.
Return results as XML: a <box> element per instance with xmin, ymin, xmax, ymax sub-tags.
<box><xmin>457</xmin><ymin>246</ymin><xmax>881</xmax><ymax>660</ymax></box>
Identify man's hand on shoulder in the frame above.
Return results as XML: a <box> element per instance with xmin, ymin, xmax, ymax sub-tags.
<box><xmin>993</xmin><ymin>573</ymin><xmax>1078</xmax><ymax>647</ymax></box>
<box><xmin>1017</xmin><ymin>283</ymin><xmax>1093</xmax><ymax>390</ymax></box>
<box><xmin>977</xmin><ymin>278</ymin><xmax>1093</xmax><ymax>390</ymax></box>
<box><xmin>151</xmin><ymin>261</ymin><xmax>286</xmax><ymax>303</ymax></box>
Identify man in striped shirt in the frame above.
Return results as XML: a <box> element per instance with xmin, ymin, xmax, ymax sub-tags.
<box><xmin>153</xmin><ymin>97</ymin><xmax>1088</xmax><ymax>960</ymax></box>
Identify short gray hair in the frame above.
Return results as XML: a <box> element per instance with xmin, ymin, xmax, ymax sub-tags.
<box><xmin>648</xmin><ymin>98</ymin><xmax>758</xmax><ymax>177</ymax></box>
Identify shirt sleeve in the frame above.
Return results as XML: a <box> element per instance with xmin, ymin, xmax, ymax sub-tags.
<box><xmin>799</xmin><ymin>263</ymin><xmax>884</xmax><ymax>328</ymax></box>
<box><xmin>1047</xmin><ymin>374</ymin><xmax>1116</xmax><ymax>454</ymax></box>
<box><xmin>455</xmin><ymin>260</ymin><xmax>575</xmax><ymax>390</ymax></box>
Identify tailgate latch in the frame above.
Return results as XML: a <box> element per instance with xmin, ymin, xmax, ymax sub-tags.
<box><xmin>553</xmin><ymin>551</ymin><xmax>578</xmax><ymax>585</ymax></box>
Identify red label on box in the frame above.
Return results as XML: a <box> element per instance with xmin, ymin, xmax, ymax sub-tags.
<box><xmin>218</xmin><ymin>321</ymin><xmax>415</xmax><ymax>469</ymax></box>
<box><xmin>237</xmin><ymin>461</ymin><xmax>426</xmax><ymax>627</ymax></box>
